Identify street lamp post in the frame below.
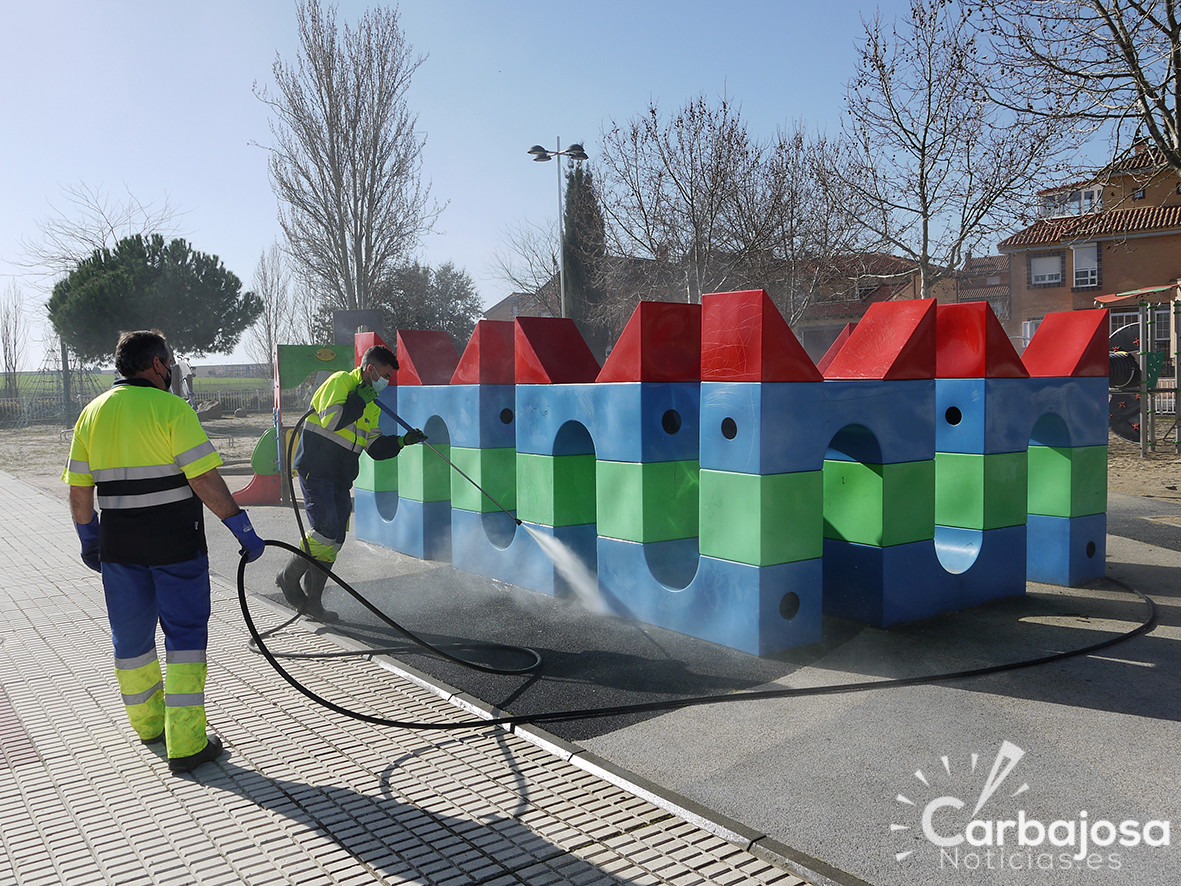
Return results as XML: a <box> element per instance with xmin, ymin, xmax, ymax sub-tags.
<box><xmin>527</xmin><ymin>138</ymin><xmax>588</xmax><ymax>319</ymax></box>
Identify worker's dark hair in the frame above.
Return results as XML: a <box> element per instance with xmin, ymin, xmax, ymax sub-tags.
<box><xmin>361</xmin><ymin>344</ymin><xmax>398</xmax><ymax>371</ymax></box>
<box><xmin>115</xmin><ymin>330</ymin><xmax>170</xmax><ymax>378</ymax></box>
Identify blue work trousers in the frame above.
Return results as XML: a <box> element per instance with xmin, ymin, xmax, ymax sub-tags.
<box><xmin>102</xmin><ymin>555</ymin><xmax>211</xmax><ymax>658</ymax></box>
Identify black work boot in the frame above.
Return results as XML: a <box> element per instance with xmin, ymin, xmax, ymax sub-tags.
<box><xmin>169</xmin><ymin>735</ymin><xmax>225</xmax><ymax>774</ymax></box>
<box><xmin>275</xmin><ymin>554</ymin><xmax>310</xmax><ymax>610</ymax></box>
<box><xmin>301</xmin><ymin>562</ymin><xmax>338</xmax><ymax>622</ymax></box>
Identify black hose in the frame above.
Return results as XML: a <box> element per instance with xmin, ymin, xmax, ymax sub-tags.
<box><xmin>260</xmin><ymin>407</ymin><xmax>541</xmax><ymax>675</ymax></box>
<box><xmin>237</xmin><ymin>544</ymin><xmax>1158</xmax><ymax>731</ymax></box>
<box><xmin>242</xmin><ymin>403</ymin><xmax>1160</xmax><ymax>731</ymax></box>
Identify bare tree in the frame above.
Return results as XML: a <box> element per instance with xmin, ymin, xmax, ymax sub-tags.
<box><xmin>763</xmin><ymin>125</ymin><xmax>888</xmax><ymax>323</ymax></box>
<box><xmin>598</xmin><ymin>94</ymin><xmax>787</xmax><ymax>305</ymax></box>
<box><xmin>258</xmin><ymin>0</ymin><xmax>441</xmax><ymax>315</ymax></box>
<box><xmin>20</xmin><ymin>182</ymin><xmax>186</xmax><ymax>281</ymax></box>
<box><xmin>983</xmin><ymin>0</ymin><xmax>1181</xmax><ymax>170</ymax></box>
<box><xmin>490</xmin><ymin>218</ymin><xmax>563</xmax><ymax>316</ymax></box>
<box><xmin>244</xmin><ymin>244</ymin><xmax>299</xmax><ymax>365</ymax></box>
<box><xmin>0</xmin><ymin>283</ymin><xmax>30</xmax><ymax>397</ymax></box>
<box><xmin>840</xmin><ymin>0</ymin><xmax>1070</xmax><ymax>298</ymax></box>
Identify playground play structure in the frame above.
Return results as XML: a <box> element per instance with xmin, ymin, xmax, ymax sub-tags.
<box><xmin>237</xmin><ymin>290</ymin><xmax>1110</xmax><ymax>657</ymax></box>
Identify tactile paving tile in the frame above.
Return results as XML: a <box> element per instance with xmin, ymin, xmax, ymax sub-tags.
<box><xmin>0</xmin><ymin>472</ymin><xmax>810</xmax><ymax>886</ymax></box>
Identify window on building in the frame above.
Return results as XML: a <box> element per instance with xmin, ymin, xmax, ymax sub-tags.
<box><xmin>1071</xmin><ymin>243</ymin><xmax>1099</xmax><ymax>288</ymax></box>
<box><xmin>1030</xmin><ymin>253</ymin><xmax>1063</xmax><ymax>285</ymax></box>
<box><xmin>1040</xmin><ymin>187</ymin><xmax>1102</xmax><ymax>217</ymax></box>
<box><xmin>1133</xmin><ymin>188</ymin><xmax>1146</xmax><ymax>200</ymax></box>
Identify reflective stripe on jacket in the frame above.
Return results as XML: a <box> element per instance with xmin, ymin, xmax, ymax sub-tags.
<box><xmin>62</xmin><ymin>378</ymin><xmax>223</xmax><ymax>565</ymax></box>
<box><xmin>294</xmin><ymin>367</ymin><xmax>383</xmax><ymax>487</ymax></box>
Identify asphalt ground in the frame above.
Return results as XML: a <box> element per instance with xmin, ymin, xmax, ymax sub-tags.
<box><xmin>217</xmin><ymin>492</ymin><xmax>1181</xmax><ymax>886</ymax></box>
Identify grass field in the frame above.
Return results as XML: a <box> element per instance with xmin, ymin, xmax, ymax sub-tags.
<box><xmin>4</xmin><ymin>370</ymin><xmax>271</xmax><ymax>395</ymax></box>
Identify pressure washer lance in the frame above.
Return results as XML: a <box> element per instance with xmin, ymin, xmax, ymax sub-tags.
<box><xmin>374</xmin><ymin>399</ymin><xmax>521</xmax><ymax>526</ymax></box>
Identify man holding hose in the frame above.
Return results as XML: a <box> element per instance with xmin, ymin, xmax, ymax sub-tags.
<box><xmin>276</xmin><ymin>344</ymin><xmax>426</xmax><ymax>621</ymax></box>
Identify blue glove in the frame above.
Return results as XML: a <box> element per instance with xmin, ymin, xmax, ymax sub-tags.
<box><xmin>75</xmin><ymin>512</ymin><xmax>101</xmax><ymax>572</ymax></box>
<box><xmin>223</xmin><ymin>511</ymin><xmax>265</xmax><ymax>563</ymax></box>
<box><xmin>401</xmin><ymin>428</ymin><xmax>427</xmax><ymax>446</ymax></box>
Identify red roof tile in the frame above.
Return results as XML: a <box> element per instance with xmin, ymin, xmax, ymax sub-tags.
<box><xmin>999</xmin><ymin>205</ymin><xmax>1181</xmax><ymax>249</ymax></box>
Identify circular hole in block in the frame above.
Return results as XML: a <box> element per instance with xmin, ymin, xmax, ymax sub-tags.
<box><xmin>779</xmin><ymin>592</ymin><xmax>800</xmax><ymax>620</ymax></box>
<box><xmin>500</xmin><ymin>408</ymin><xmax>514</xmax><ymax>425</ymax></box>
<box><xmin>661</xmin><ymin>409</ymin><xmax>682</xmax><ymax>435</ymax></box>
<box><xmin>945</xmin><ymin>406</ymin><xmax>962</xmax><ymax>426</ymax></box>
<box><xmin>1086</xmin><ymin>541</ymin><xmax>1096</xmax><ymax>558</ymax></box>
<box><xmin>721</xmin><ymin>417</ymin><xmax>738</xmax><ymax>439</ymax></box>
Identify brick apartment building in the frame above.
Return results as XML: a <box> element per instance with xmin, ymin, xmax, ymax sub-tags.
<box><xmin>999</xmin><ymin>141</ymin><xmax>1181</xmax><ymax>362</ymax></box>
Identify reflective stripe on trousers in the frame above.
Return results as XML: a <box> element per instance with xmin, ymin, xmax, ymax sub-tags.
<box><xmin>302</xmin><ymin>529</ymin><xmax>343</xmax><ymax>564</ymax></box>
<box><xmin>164</xmin><ymin>650</ymin><xmax>207</xmax><ymax>758</ymax></box>
<box><xmin>114</xmin><ymin>649</ymin><xmax>163</xmax><ymax>741</ymax></box>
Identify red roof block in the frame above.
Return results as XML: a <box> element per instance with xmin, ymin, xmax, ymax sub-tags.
<box><xmin>822</xmin><ymin>298</ymin><xmax>937</xmax><ymax>379</ymax></box>
<box><xmin>450</xmin><ymin>320</ymin><xmax>515</xmax><ymax>385</ymax></box>
<box><xmin>396</xmin><ymin>330</ymin><xmax>459</xmax><ymax>386</ymax></box>
<box><xmin>936</xmin><ymin>302</ymin><xmax>1028</xmax><ymax>378</ymax></box>
<box><xmin>597</xmin><ymin>301</ymin><xmax>701</xmax><ymax>382</ymax></box>
<box><xmin>816</xmin><ymin>322</ymin><xmax>856</xmax><ymax>375</ymax></box>
<box><xmin>353</xmin><ymin>331</ymin><xmax>391</xmax><ymax>367</ymax></box>
<box><xmin>700</xmin><ymin>289</ymin><xmax>822</xmax><ymax>382</ymax></box>
<box><xmin>1021</xmin><ymin>308</ymin><xmax>1110</xmax><ymax>377</ymax></box>
<box><xmin>514</xmin><ymin>317</ymin><xmax>601</xmax><ymax>384</ymax></box>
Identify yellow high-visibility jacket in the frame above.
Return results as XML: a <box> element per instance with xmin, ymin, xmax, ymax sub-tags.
<box><xmin>62</xmin><ymin>378</ymin><xmax>224</xmax><ymax>565</ymax></box>
<box><xmin>295</xmin><ymin>367</ymin><xmax>400</xmax><ymax>487</ymax></box>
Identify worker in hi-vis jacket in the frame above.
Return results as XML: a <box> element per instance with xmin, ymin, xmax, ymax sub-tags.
<box><xmin>276</xmin><ymin>344</ymin><xmax>426</xmax><ymax>621</ymax></box>
<box><xmin>63</xmin><ymin>329</ymin><xmax>265</xmax><ymax>774</ymax></box>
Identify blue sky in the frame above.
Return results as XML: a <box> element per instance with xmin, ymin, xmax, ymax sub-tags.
<box><xmin>2</xmin><ymin>0</ymin><xmax>917</xmax><ymax>365</ymax></box>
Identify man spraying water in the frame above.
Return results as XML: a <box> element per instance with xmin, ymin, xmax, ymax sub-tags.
<box><xmin>276</xmin><ymin>344</ymin><xmax>426</xmax><ymax>620</ymax></box>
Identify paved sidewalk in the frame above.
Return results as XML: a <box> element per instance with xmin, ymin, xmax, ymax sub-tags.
<box><xmin>0</xmin><ymin>471</ymin><xmax>809</xmax><ymax>886</ymax></box>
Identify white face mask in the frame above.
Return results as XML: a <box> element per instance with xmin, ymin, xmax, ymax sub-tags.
<box><xmin>371</xmin><ymin>374</ymin><xmax>389</xmax><ymax>395</ymax></box>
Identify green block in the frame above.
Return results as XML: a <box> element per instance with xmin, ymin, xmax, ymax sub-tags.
<box><xmin>450</xmin><ymin>447</ymin><xmax>516</xmax><ymax>513</ymax></box>
<box><xmin>356</xmin><ymin>451</ymin><xmax>398</xmax><ymax>493</ymax></box>
<box><xmin>699</xmin><ymin>469</ymin><xmax>822</xmax><ymax>566</ymax></box>
<box><xmin>823</xmin><ymin>459</ymin><xmax>935</xmax><ymax>545</ymax></box>
<box><xmin>934</xmin><ymin>451</ymin><xmax>1028</xmax><ymax>530</ymax></box>
<box><xmin>1027</xmin><ymin>444</ymin><xmax>1107</xmax><ymax>517</ymax></box>
<box><xmin>597</xmin><ymin>459</ymin><xmax>699</xmax><ymax>543</ymax></box>
<box><xmin>398</xmin><ymin>440</ymin><xmax>451</xmax><ymax>502</ymax></box>
<box><xmin>516</xmin><ymin>452</ymin><xmax>597</xmax><ymax>527</ymax></box>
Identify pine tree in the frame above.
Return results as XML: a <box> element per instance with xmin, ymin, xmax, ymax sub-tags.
<box><xmin>562</xmin><ymin>164</ymin><xmax>610</xmax><ymax>358</ymax></box>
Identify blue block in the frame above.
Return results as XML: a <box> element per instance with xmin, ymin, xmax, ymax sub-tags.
<box><xmin>1025</xmin><ymin>377</ymin><xmax>1109</xmax><ymax>448</ymax></box>
<box><xmin>936</xmin><ymin>378</ymin><xmax>1033</xmax><ymax>454</ymax></box>
<box><xmin>515</xmin><ymin>383</ymin><xmax>700</xmax><ymax>462</ymax></box>
<box><xmin>355</xmin><ymin>489</ymin><xmax>398</xmax><ymax>542</ymax></box>
<box><xmin>450</xmin><ymin>509</ymin><xmax>598</xmax><ymax>597</ymax></box>
<box><xmin>389</xmin><ymin>385</ymin><xmax>459</xmax><ymax>442</ymax></box>
<box><xmin>934</xmin><ymin>377</ymin><xmax>1109</xmax><ymax>454</ymax></box>
<box><xmin>374</xmin><ymin>384</ymin><xmax>398</xmax><ymax>434</ymax></box>
<box><xmin>592</xmin><ymin>383</ymin><xmax>700</xmax><ymax>463</ymax></box>
<box><xmin>822</xmin><ymin>524</ymin><xmax>1026</xmax><ymax>627</ymax></box>
<box><xmin>597</xmin><ymin>537</ymin><xmax>822</xmax><ymax>655</ymax></box>
<box><xmin>515</xmin><ymin>383</ymin><xmax>599</xmax><ymax>456</ymax></box>
<box><xmin>441</xmin><ymin>385</ymin><xmax>516</xmax><ymax>449</ymax></box>
<box><xmin>1026</xmin><ymin>513</ymin><xmax>1106</xmax><ymax>585</ymax></box>
<box><xmin>700</xmin><ymin>381</ymin><xmax>935</xmax><ymax>474</ymax></box>
<box><xmin>355</xmin><ymin>489</ymin><xmax>451</xmax><ymax>561</ymax></box>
